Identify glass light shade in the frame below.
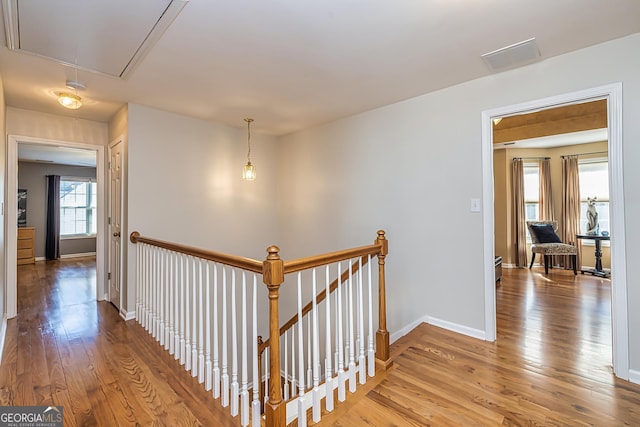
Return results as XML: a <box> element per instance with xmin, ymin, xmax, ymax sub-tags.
<box><xmin>58</xmin><ymin>92</ymin><xmax>82</xmax><ymax>109</ymax></box>
<box><xmin>242</xmin><ymin>162</ymin><xmax>256</xmax><ymax>181</ymax></box>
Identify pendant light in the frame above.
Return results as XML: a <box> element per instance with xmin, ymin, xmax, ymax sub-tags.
<box><xmin>242</xmin><ymin>118</ymin><xmax>256</xmax><ymax>181</ymax></box>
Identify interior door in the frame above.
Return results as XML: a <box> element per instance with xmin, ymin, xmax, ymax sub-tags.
<box><xmin>108</xmin><ymin>139</ymin><xmax>123</xmax><ymax>310</ymax></box>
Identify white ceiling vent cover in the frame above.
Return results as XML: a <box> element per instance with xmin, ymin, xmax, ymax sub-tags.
<box><xmin>481</xmin><ymin>38</ymin><xmax>541</xmax><ymax>71</ymax></box>
<box><xmin>1</xmin><ymin>0</ymin><xmax>188</xmax><ymax>79</ymax></box>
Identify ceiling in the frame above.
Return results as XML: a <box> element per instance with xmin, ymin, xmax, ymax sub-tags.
<box><xmin>18</xmin><ymin>143</ymin><xmax>96</xmax><ymax>167</ymax></box>
<box><xmin>1</xmin><ymin>1</ymin><xmax>639</xmax><ymax>136</ymax></box>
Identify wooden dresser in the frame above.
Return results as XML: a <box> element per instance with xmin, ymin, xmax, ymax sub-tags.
<box><xmin>17</xmin><ymin>227</ymin><xmax>35</xmax><ymax>265</ymax></box>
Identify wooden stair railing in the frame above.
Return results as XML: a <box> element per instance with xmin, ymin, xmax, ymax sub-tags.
<box><xmin>129</xmin><ymin>230</ymin><xmax>389</xmax><ymax>427</ymax></box>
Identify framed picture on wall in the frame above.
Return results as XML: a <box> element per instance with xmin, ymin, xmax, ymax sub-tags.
<box><xmin>18</xmin><ymin>189</ymin><xmax>27</xmax><ymax>227</ymax></box>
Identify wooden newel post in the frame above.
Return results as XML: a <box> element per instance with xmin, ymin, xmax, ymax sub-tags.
<box><xmin>263</xmin><ymin>246</ymin><xmax>286</xmax><ymax>427</ymax></box>
<box><xmin>375</xmin><ymin>230</ymin><xmax>392</xmax><ymax>369</ymax></box>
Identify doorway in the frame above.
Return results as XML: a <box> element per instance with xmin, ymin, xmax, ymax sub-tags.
<box><xmin>6</xmin><ymin>135</ymin><xmax>106</xmax><ymax>318</ymax></box>
<box><xmin>480</xmin><ymin>83</ymin><xmax>629</xmax><ymax>379</ymax></box>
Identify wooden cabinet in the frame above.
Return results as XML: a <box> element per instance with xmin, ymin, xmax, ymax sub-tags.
<box><xmin>17</xmin><ymin>227</ymin><xmax>35</xmax><ymax>265</ymax></box>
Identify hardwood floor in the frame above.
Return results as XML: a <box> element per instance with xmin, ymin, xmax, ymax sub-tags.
<box><xmin>2</xmin><ymin>260</ymin><xmax>640</xmax><ymax>426</ymax></box>
<box><xmin>0</xmin><ymin>257</ymin><xmax>238</xmax><ymax>426</ymax></box>
<box><xmin>317</xmin><ymin>267</ymin><xmax>640</xmax><ymax>426</ymax></box>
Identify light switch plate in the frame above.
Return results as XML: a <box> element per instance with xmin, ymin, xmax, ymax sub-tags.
<box><xmin>470</xmin><ymin>198</ymin><xmax>481</xmax><ymax>212</ymax></box>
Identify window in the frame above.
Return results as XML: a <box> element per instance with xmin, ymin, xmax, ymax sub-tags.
<box><xmin>578</xmin><ymin>159</ymin><xmax>609</xmax><ymax>235</ymax></box>
<box><xmin>60</xmin><ymin>178</ymin><xmax>97</xmax><ymax>237</ymax></box>
<box><xmin>523</xmin><ymin>163</ymin><xmax>539</xmax><ymax>239</ymax></box>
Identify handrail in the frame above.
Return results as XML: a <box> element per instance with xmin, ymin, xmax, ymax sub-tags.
<box><xmin>129</xmin><ymin>231</ymin><xmax>263</xmax><ymax>273</ymax></box>
<box><xmin>283</xmin><ymin>243</ymin><xmax>382</xmax><ymax>274</ymax></box>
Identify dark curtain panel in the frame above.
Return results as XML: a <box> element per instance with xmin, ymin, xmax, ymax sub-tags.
<box><xmin>511</xmin><ymin>159</ymin><xmax>527</xmax><ymax>267</ymax></box>
<box><xmin>45</xmin><ymin>175</ymin><xmax>61</xmax><ymax>260</ymax></box>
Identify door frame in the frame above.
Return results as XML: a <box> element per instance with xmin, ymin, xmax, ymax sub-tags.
<box><xmin>6</xmin><ymin>135</ymin><xmax>106</xmax><ymax>318</ymax></box>
<box><xmin>480</xmin><ymin>83</ymin><xmax>629</xmax><ymax>379</ymax></box>
<box><xmin>108</xmin><ymin>136</ymin><xmax>124</xmax><ymax>313</ymax></box>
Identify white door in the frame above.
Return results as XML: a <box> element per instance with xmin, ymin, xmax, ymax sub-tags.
<box><xmin>108</xmin><ymin>139</ymin><xmax>123</xmax><ymax>309</ymax></box>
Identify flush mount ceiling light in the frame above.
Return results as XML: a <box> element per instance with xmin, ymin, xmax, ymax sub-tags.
<box><xmin>57</xmin><ymin>92</ymin><xmax>82</xmax><ymax>109</ymax></box>
<box><xmin>242</xmin><ymin>118</ymin><xmax>256</xmax><ymax>181</ymax></box>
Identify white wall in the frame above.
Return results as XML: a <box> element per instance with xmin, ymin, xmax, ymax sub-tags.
<box><xmin>278</xmin><ymin>34</ymin><xmax>640</xmax><ymax>370</ymax></box>
<box><xmin>6</xmin><ymin>107</ymin><xmax>108</xmax><ymax>145</ymax></box>
<box><xmin>126</xmin><ymin>104</ymin><xmax>281</xmax><ymax>314</ymax></box>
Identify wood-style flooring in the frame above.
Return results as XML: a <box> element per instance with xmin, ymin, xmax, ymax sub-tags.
<box><xmin>2</xmin><ymin>259</ymin><xmax>640</xmax><ymax>426</ymax></box>
<box><xmin>0</xmin><ymin>257</ymin><xmax>238</xmax><ymax>426</ymax></box>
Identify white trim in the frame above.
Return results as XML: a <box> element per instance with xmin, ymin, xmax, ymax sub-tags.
<box><xmin>481</xmin><ymin>83</ymin><xmax>629</xmax><ymax>379</ymax></box>
<box><xmin>108</xmin><ymin>135</ymin><xmax>125</xmax><ymax>313</ymax></box>
<box><xmin>60</xmin><ymin>252</ymin><xmax>97</xmax><ymax>259</ymax></box>
<box><xmin>0</xmin><ymin>316</ymin><xmax>7</xmax><ymax>365</ymax></box>
<box><xmin>120</xmin><ymin>310</ymin><xmax>136</xmax><ymax>321</ymax></box>
<box><xmin>6</xmin><ymin>135</ymin><xmax>106</xmax><ymax>319</ymax></box>
<box><xmin>426</xmin><ymin>316</ymin><xmax>487</xmax><ymax>341</ymax></box>
<box><xmin>390</xmin><ymin>318</ymin><xmax>425</xmax><ymax>344</ymax></box>
<box><xmin>629</xmin><ymin>369</ymin><xmax>640</xmax><ymax>385</ymax></box>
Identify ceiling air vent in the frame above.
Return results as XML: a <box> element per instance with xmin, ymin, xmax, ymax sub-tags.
<box><xmin>481</xmin><ymin>38</ymin><xmax>541</xmax><ymax>71</ymax></box>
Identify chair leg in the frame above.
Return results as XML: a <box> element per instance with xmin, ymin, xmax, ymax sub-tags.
<box><xmin>544</xmin><ymin>255</ymin><xmax>549</xmax><ymax>274</ymax></box>
<box><xmin>572</xmin><ymin>254</ymin><xmax>577</xmax><ymax>275</ymax></box>
<box><xmin>529</xmin><ymin>253</ymin><xmax>535</xmax><ymax>269</ymax></box>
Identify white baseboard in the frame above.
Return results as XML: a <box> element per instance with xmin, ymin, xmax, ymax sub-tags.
<box><xmin>425</xmin><ymin>316</ymin><xmax>487</xmax><ymax>341</ymax></box>
<box><xmin>390</xmin><ymin>317</ymin><xmax>427</xmax><ymax>344</ymax></box>
<box><xmin>390</xmin><ymin>315</ymin><xmax>487</xmax><ymax>344</ymax></box>
<box><xmin>60</xmin><ymin>252</ymin><xmax>97</xmax><ymax>259</ymax></box>
<box><xmin>120</xmin><ymin>310</ymin><xmax>136</xmax><ymax>321</ymax></box>
<box><xmin>0</xmin><ymin>316</ymin><xmax>7</xmax><ymax>366</ymax></box>
<box><xmin>629</xmin><ymin>369</ymin><xmax>640</xmax><ymax>385</ymax></box>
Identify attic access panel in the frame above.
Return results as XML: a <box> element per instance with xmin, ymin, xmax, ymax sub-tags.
<box><xmin>4</xmin><ymin>0</ymin><xmax>186</xmax><ymax>78</ymax></box>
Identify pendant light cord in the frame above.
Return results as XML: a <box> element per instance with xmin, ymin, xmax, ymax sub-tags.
<box><xmin>245</xmin><ymin>118</ymin><xmax>253</xmax><ymax>163</ymax></box>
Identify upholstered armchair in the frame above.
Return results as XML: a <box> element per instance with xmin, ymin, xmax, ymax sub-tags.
<box><xmin>526</xmin><ymin>220</ymin><xmax>577</xmax><ymax>275</ymax></box>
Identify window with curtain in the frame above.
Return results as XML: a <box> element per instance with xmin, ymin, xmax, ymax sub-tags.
<box><xmin>60</xmin><ymin>178</ymin><xmax>97</xmax><ymax>237</ymax></box>
<box><xmin>523</xmin><ymin>162</ymin><xmax>540</xmax><ymax>239</ymax></box>
<box><xmin>578</xmin><ymin>159</ymin><xmax>609</xmax><ymax>235</ymax></box>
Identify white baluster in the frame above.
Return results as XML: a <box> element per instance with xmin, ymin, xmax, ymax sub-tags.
<box><xmin>290</xmin><ymin>324</ymin><xmax>296</xmax><ymax>403</ymax></box>
<box><xmin>283</xmin><ymin>330</ymin><xmax>289</xmax><ymax>401</ymax></box>
<box><xmin>136</xmin><ymin>244</ymin><xmax>141</xmax><ymax>322</ymax></box>
<box><xmin>180</xmin><ymin>254</ymin><xmax>187</xmax><ymax>366</ymax></box>
<box><xmin>325</xmin><ymin>264</ymin><xmax>334</xmax><ymax>412</ymax></box>
<box><xmin>312</xmin><ymin>269</ymin><xmax>321</xmax><ymax>423</ymax></box>
<box><xmin>185</xmin><ymin>256</ymin><xmax>192</xmax><ymax>372</ymax></box>
<box><xmin>367</xmin><ymin>255</ymin><xmax>375</xmax><ymax>378</ymax></box>
<box><xmin>213</xmin><ymin>263</ymin><xmax>221</xmax><ymax>398</ymax></box>
<box><xmin>152</xmin><ymin>247</ymin><xmax>159</xmax><ymax>339</ymax></box>
<box><xmin>192</xmin><ymin>257</ymin><xmax>198</xmax><ymax>376</ymax></box>
<box><xmin>221</xmin><ymin>267</ymin><xmax>229</xmax><ymax>407</ymax></box>
<box><xmin>156</xmin><ymin>249</ymin><xmax>165</xmax><ymax>347</ymax></box>
<box><xmin>168</xmin><ymin>252</ymin><xmax>175</xmax><ymax>356</ymax></box>
<box><xmin>307</xmin><ymin>314</ymin><xmax>312</xmax><ymax>391</ymax></box>
<box><xmin>147</xmin><ymin>245</ymin><xmax>153</xmax><ymax>332</ymax></box>
<box><xmin>348</xmin><ymin>260</ymin><xmax>356</xmax><ymax>393</ymax></box>
<box><xmin>264</xmin><ymin>347</ymin><xmax>269</xmax><ymax>405</ymax></box>
<box><xmin>231</xmin><ymin>270</ymin><xmax>239</xmax><ymax>416</ymax></box>
<box><xmin>165</xmin><ymin>251</ymin><xmax>171</xmax><ymax>349</ymax></box>
<box><xmin>336</xmin><ymin>262</ymin><xmax>346</xmax><ymax>402</ymax></box>
<box><xmin>251</xmin><ymin>275</ymin><xmax>260</xmax><ymax>427</ymax></box>
<box><xmin>297</xmin><ymin>272</ymin><xmax>307</xmax><ymax>427</ymax></box>
<box><xmin>358</xmin><ymin>257</ymin><xmax>366</xmax><ymax>385</ymax></box>
<box><xmin>240</xmin><ymin>272</ymin><xmax>249</xmax><ymax>426</ymax></box>
<box><xmin>198</xmin><ymin>259</ymin><xmax>205</xmax><ymax>383</ymax></box>
<box><xmin>174</xmin><ymin>254</ymin><xmax>180</xmax><ymax>360</ymax></box>
<box><xmin>205</xmin><ymin>261</ymin><xmax>212</xmax><ymax>391</ymax></box>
